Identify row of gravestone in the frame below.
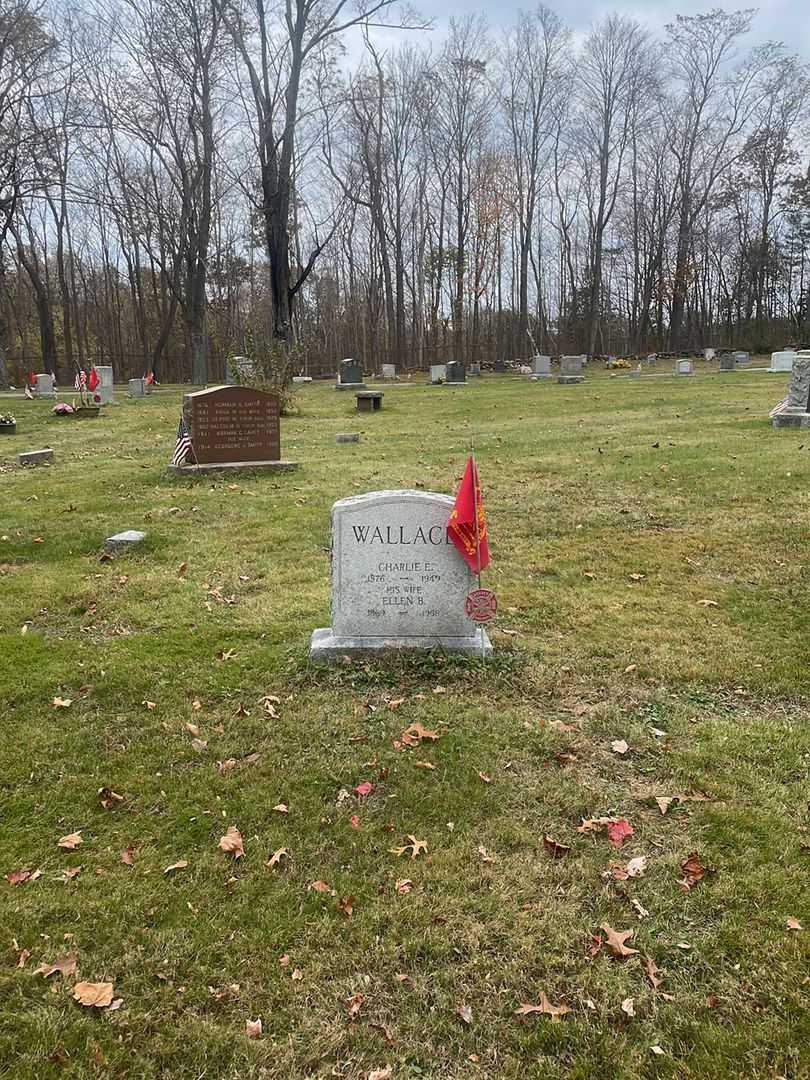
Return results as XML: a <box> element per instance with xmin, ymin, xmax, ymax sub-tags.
<box><xmin>25</xmin><ymin>369</ymin><xmax>149</xmax><ymax>402</ymax></box>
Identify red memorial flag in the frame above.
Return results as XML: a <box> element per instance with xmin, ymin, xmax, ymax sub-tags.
<box><xmin>87</xmin><ymin>366</ymin><xmax>100</xmax><ymax>391</ymax></box>
<box><xmin>447</xmin><ymin>455</ymin><xmax>490</xmax><ymax>574</ymax></box>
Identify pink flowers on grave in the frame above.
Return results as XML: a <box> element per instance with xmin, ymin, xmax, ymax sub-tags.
<box><xmin>52</xmin><ymin>402</ymin><xmax>75</xmax><ymax>415</ymax></box>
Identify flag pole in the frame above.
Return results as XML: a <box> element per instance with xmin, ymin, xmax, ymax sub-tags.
<box><xmin>470</xmin><ymin>442</ymin><xmax>485</xmax><ymax>662</ymax></box>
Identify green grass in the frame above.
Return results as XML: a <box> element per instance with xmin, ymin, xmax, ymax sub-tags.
<box><xmin>1</xmin><ymin>366</ymin><xmax>809</xmax><ymax>1079</ymax></box>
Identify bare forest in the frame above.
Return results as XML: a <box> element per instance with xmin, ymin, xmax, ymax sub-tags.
<box><xmin>1</xmin><ymin>0</ymin><xmax>809</xmax><ymax>386</ymax></box>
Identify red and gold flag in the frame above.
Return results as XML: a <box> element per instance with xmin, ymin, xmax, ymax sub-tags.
<box><xmin>447</xmin><ymin>456</ymin><xmax>490</xmax><ymax>574</ymax></box>
<box><xmin>87</xmin><ymin>366</ymin><xmax>100</xmax><ymax>391</ymax></box>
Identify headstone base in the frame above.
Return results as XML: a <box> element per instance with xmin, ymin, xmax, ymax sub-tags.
<box><xmin>309</xmin><ymin>627</ymin><xmax>492</xmax><ymax>663</ymax></box>
<box><xmin>18</xmin><ymin>448</ymin><xmax>54</xmax><ymax>466</ymax></box>
<box><xmin>444</xmin><ymin>381</ymin><xmax>467</xmax><ymax>387</ymax></box>
<box><xmin>557</xmin><ymin>375</ymin><xmax>585</xmax><ymax>385</ymax></box>
<box><xmin>772</xmin><ymin>410</ymin><xmax>810</xmax><ymax>429</ymax></box>
<box><xmin>529</xmin><ymin>374</ymin><xmax>552</xmax><ymax>381</ymax></box>
<box><xmin>105</xmin><ymin>530</ymin><xmax>146</xmax><ymax>553</ymax></box>
<box><xmin>168</xmin><ymin>459</ymin><xmax>298</xmax><ymax>476</ymax></box>
<box><xmin>336</xmin><ymin>382</ymin><xmax>366</xmax><ymax>391</ymax></box>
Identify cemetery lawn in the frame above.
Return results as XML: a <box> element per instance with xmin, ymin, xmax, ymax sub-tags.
<box><xmin>1</xmin><ymin>368</ymin><xmax>809</xmax><ymax>1080</ymax></box>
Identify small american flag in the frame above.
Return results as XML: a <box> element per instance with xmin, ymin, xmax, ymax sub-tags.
<box><xmin>769</xmin><ymin>395</ymin><xmax>789</xmax><ymax>419</ymax></box>
<box><xmin>24</xmin><ymin>384</ymin><xmax>34</xmax><ymax>399</ymax></box>
<box><xmin>172</xmin><ymin>413</ymin><xmax>193</xmax><ymax>467</ymax></box>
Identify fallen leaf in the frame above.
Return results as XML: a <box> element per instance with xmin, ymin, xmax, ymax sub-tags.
<box><xmin>338</xmin><ymin>895</ymin><xmax>355</xmax><ymax>917</ymax></box>
<box><xmin>177</xmin><ymin>562</ymin><xmax>188</xmax><ymax>577</ymax></box>
<box><xmin>73</xmin><ymin>981</ymin><xmax>114</xmax><ymax>1008</ymax></box>
<box><xmin>631</xmin><ymin>898</ymin><xmax>651</xmax><ymax>919</ymax></box>
<box><xmin>624</xmin><ymin>664</ymin><xmax>637</xmax><ymax>674</ymax></box>
<box><xmin>310</xmin><ymin>880</ymin><xmax>331</xmax><ymax>893</ymax></box>
<box><xmin>191</xmin><ymin>738</ymin><xmax>208</xmax><ymax>751</ymax></box>
<box><xmin>655</xmin><ymin>796</ymin><xmax>675</xmax><ymax>815</ymax></box>
<box><xmin>164</xmin><ymin>860</ymin><xmax>189</xmax><ymax>875</ymax></box>
<box><xmin>52</xmin><ymin>697</ymin><xmax>72</xmax><ymax>708</ymax></box>
<box><xmin>629</xmin><ymin>573</ymin><xmax>645</xmax><ymax>581</ymax></box>
<box><xmin>679</xmin><ymin>852</ymin><xmax>711</xmax><ymax>891</ymax></box>
<box><xmin>16</xmin><ymin>948</ymin><xmax>31</xmax><ymax>968</ymax></box>
<box><xmin>368</xmin><ymin>1068</ymin><xmax>393</xmax><ymax>1080</ymax></box>
<box><xmin>245</xmin><ymin>1017</ymin><xmax>262</xmax><ymax>1039</ymax></box>
<box><xmin>354</xmin><ymin>781</ymin><xmax>374</xmax><ymax>798</ymax></box>
<box><xmin>650</xmin><ymin>1045</ymin><xmax>665</xmax><ymax>1056</ymax></box>
<box><xmin>344</xmin><ymin>992</ymin><xmax>364</xmax><ymax>1019</ymax></box>
<box><xmin>607</xmin><ymin>819</ymin><xmax>634</xmax><ymax>847</ymax></box>
<box><xmin>543</xmin><ymin>835</ymin><xmax>570</xmax><ymax>858</ymax></box>
<box><xmin>97</xmin><ymin>787</ymin><xmax>124</xmax><ymax>809</ymax></box>
<box><xmin>395</xmin><ymin>878</ymin><xmax>413</xmax><ymax>894</ymax></box>
<box><xmin>414</xmin><ymin>760</ymin><xmax>435</xmax><ymax>770</ymax></box>
<box><xmin>390</xmin><ymin>835</ymin><xmax>427</xmax><ymax>859</ymax></box>
<box><xmin>399</xmin><ymin>722</ymin><xmax>439</xmax><ymax>747</ymax></box>
<box><xmin>644</xmin><ymin>955</ymin><xmax>663</xmax><ymax>990</ymax></box>
<box><xmin>265</xmin><ymin>847</ymin><xmax>288</xmax><ymax>870</ymax></box>
<box><xmin>121</xmin><ymin>847</ymin><xmax>136</xmax><ymax>866</ymax></box>
<box><xmin>216</xmin><ymin>648</ymin><xmax>236</xmax><ymax>661</ymax></box>
<box><xmin>386</xmin><ymin>698</ymin><xmax>405</xmax><ymax>711</ymax></box>
<box><xmin>621</xmin><ymin>997</ymin><xmax>635</xmax><ymax>1017</ymax></box>
<box><xmin>601</xmin><ymin>924</ymin><xmax>639</xmax><ymax>958</ymax></box>
<box><xmin>57</xmin><ymin>832</ymin><xmax>82</xmax><ymax>851</ymax></box>
<box><xmin>219</xmin><ymin>826</ymin><xmax>244</xmax><ymax>859</ymax></box>
<box><xmin>58</xmin><ymin>866</ymin><xmax>82</xmax><ymax>882</ymax></box>
<box><xmin>184</xmin><ymin>722</ymin><xmax>200</xmax><ymax>737</ymax></box>
<box><xmin>477</xmin><ymin>771</ymin><xmax>491</xmax><ymax>783</ymax></box>
<box><xmin>514</xmin><ymin>991</ymin><xmax>571</xmax><ymax>1022</ymax></box>
<box><xmin>626</xmin><ymin>856</ymin><xmax>647</xmax><ymax>878</ymax></box>
<box><xmin>786</xmin><ymin>917</ymin><xmax>803</xmax><ymax>931</ymax></box>
<box><xmin>696</xmin><ymin>598</ymin><xmax>718</xmax><ymax>607</ymax></box>
<box><xmin>611</xmin><ymin>739</ymin><xmax>629</xmax><ymax>755</ymax></box>
<box><xmin>143</xmin><ymin>700</ymin><xmax>157</xmax><ymax>710</ymax></box>
<box><xmin>34</xmin><ymin>953</ymin><xmax>78</xmax><ymax>978</ymax></box>
<box><xmin>477</xmin><ymin>845</ymin><xmax>495</xmax><ymax>863</ymax></box>
<box><xmin>456</xmin><ymin>1004</ymin><xmax>473</xmax><ymax>1025</ymax></box>
<box><xmin>7</xmin><ymin>868</ymin><xmax>35</xmax><ymax>885</ymax></box>
<box><xmin>272</xmin><ymin>803</ymin><xmax>289</xmax><ymax>814</ymax></box>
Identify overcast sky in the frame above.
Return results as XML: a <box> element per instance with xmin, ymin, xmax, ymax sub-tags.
<box><xmin>362</xmin><ymin>2</ymin><xmax>809</xmax><ymax>60</ymax></box>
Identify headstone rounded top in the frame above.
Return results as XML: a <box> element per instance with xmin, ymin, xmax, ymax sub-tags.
<box><xmin>333</xmin><ymin>489</ymin><xmax>453</xmax><ymax>512</ymax></box>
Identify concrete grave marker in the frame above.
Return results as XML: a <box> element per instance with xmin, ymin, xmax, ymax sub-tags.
<box><xmin>310</xmin><ymin>490</ymin><xmax>492</xmax><ymax>661</ymax></box>
<box><xmin>430</xmin><ymin>364</ymin><xmax>447</xmax><ymax>384</ymax></box>
<box><xmin>771</xmin><ymin>351</ymin><xmax>810</xmax><ymax>428</ymax></box>
<box><xmin>18</xmin><ymin>448</ymin><xmax>53</xmax><ymax>466</ymax></box>
<box><xmin>105</xmin><ymin>530</ymin><xmax>146</xmax><ymax>553</ymax></box>
<box><xmin>34</xmin><ymin>374</ymin><xmax>55</xmax><ymax>399</ymax></box>
<box><xmin>769</xmin><ymin>350</ymin><xmax>796</xmax><ymax>373</ymax></box>
<box><xmin>531</xmin><ymin>355</ymin><xmax>551</xmax><ymax>377</ymax></box>
<box><xmin>96</xmin><ymin>365</ymin><xmax>114</xmax><ymax>404</ymax></box>
<box><xmin>168</xmin><ymin>385</ymin><xmax>297</xmax><ymax>475</ymax></box>
<box><xmin>381</xmin><ymin>364</ymin><xmax>396</xmax><ymax>380</ymax></box>
<box><xmin>445</xmin><ymin>361</ymin><xmax>466</xmax><ymax>385</ymax></box>
<box><xmin>719</xmin><ymin>354</ymin><xmax>735</xmax><ymax>372</ymax></box>
<box><xmin>558</xmin><ymin>355</ymin><xmax>584</xmax><ymax>384</ymax></box>
<box><xmin>675</xmin><ymin>359</ymin><xmax>693</xmax><ymax>376</ymax></box>
<box><xmin>336</xmin><ymin>359</ymin><xmax>365</xmax><ymax>390</ymax></box>
<box><xmin>128</xmin><ymin>378</ymin><xmax>146</xmax><ymax>397</ymax></box>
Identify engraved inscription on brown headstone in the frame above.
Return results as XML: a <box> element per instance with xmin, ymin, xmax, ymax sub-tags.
<box><xmin>184</xmin><ymin>386</ymin><xmax>281</xmax><ymax>464</ymax></box>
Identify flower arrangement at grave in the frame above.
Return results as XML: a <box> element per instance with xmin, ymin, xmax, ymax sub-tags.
<box><xmin>0</xmin><ymin>412</ymin><xmax>16</xmax><ymax>433</ymax></box>
<box><xmin>52</xmin><ymin>366</ymin><xmax>101</xmax><ymax>417</ymax></box>
<box><xmin>227</xmin><ymin>328</ymin><xmax>300</xmax><ymax>415</ymax></box>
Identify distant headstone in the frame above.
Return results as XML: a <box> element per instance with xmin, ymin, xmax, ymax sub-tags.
<box><xmin>493</xmin><ymin>359</ymin><xmax>507</xmax><ymax>373</ymax></box>
<box><xmin>292</xmin><ymin>376</ymin><xmax>312</xmax><ymax>384</ymax></box>
<box><xmin>675</xmin><ymin>359</ymin><xmax>693</xmax><ymax>376</ymax></box>
<box><xmin>468</xmin><ymin>363</ymin><xmax>481</xmax><ymax>377</ymax></box>
<box><xmin>335</xmin><ymin>433</ymin><xmax>360</xmax><ymax>443</ymax></box>
<box><xmin>629</xmin><ymin>364</ymin><xmax>642</xmax><ymax>378</ymax></box>
<box><xmin>168</xmin><ymin>385</ymin><xmax>297</xmax><ymax>475</ymax></box>
<box><xmin>381</xmin><ymin>364</ymin><xmax>396</xmax><ymax>380</ymax></box>
<box><xmin>531</xmin><ymin>355</ymin><xmax>551</xmax><ymax>377</ymax></box>
<box><xmin>733</xmin><ymin>351</ymin><xmax>749</xmax><ymax>366</ymax></box>
<box><xmin>128</xmin><ymin>378</ymin><xmax>146</xmax><ymax>397</ymax></box>
<box><xmin>96</xmin><ymin>365</ymin><xmax>114</xmax><ymax>404</ymax></box>
<box><xmin>704</xmin><ymin>348</ymin><xmax>716</xmax><ymax>360</ymax></box>
<box><xmin>769</xmin><ymin>350</ymin><xmax>796</xmax><ymax>373</ymax></box>
<box><xmin>719</xmin><ymin>354</ymin><xmax>735</xmax><ymax>372</ymax></box>
<box><xmin>105</xmin><ymin>529</ymin><xmax>146</xmax><ymax>553</ymax></box>
<box><xmin>445</xmin><ymin>361</ymin><xmax>466</xmax><ymax>385</ymax></box>
<box><xmin>309</xmin><ymin>490</ymin><xmax>492</xmax><ymax>661</ymax></box>
<box><xmin>771</xmin><ymin>351</ymin><xmax>810</xmax><ymax>428</ymax></box>
<box><xmin>558</xmin><ymin>355</ymin><xmax>584</xmax><ymax>384</ymax></box>
<box><xmin>430</xmin><ymin>364</ymin><xmax>447</xmax><ymax>384</ymax></box>
<box><xmin>34</xmin><ymin>374</ymin><xmax>55</xmax><ymax>399</ymax></box>
<box><xmin>356</xmin><ymin>391</ymin><xmax>383</xmax><ymax>412</ymax></box>
<box><xmin>18</xmin><ymin>448</ymin><xmax>53</xmax><ymax>466</ymax></box>
<box><xmin>337</xmin><ymin>358</ymin><xmax>365</xmax><ymax>390</ymax></box>
<box><xmin>225</xmin><ymin>355</ymin><xmax>260</xmax><ymax>384</ymax></box>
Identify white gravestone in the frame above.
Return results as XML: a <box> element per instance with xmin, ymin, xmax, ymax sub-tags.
<box><xmin>310</xmin><ymin>490</ymin><xmax>493</xmax><ymax>661</ymax></box>
<box><xmin>430</xmin><ymin>364</ymin><xmax>447</xmax><ymax>384</ymax></box>
<box><xmin>34</xmin><ymin>373</ymin><xmax>55</xmax><ymax>399</ymax></box>
<box><xmin>96</xmin><ymin>365</ymin><xmax>114</xmax><ymax>404</ymax></box>
<box><xmin>769</xmin><ymin>350</ymin><xmax>796</xmax><ymax>373</ymax></box>
<box><xmin>675</xmin><ymin>359</ymin><xmax>693</xmax><ymax>375</ymax></box>
<box><xmin>704</xmin><ymin>348</ymin><xmax>716</xmax><ymax>360</ymax></box>
<box><xmin>531</xmin><ymin>355</ymin><xmax>551</xmax><ymax>376</ymax></box>
<box><xmin>381</xmin><ymin>364</ymin><xmax>396</xmax><ymax>380</ymax></box>
<box><xmin>558</xmin><ymin>355</ymin><xmax>584</xmax><ymax>384</ymax></box>
<box><xmin>128</xmin><ymin>378</ymin><xmax>146</xmax><ymax>397</ymax></box>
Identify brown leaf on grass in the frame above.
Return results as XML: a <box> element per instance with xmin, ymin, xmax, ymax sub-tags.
<box><xmin>414</xmin><ymin>760</ymin><xmax>435</xmax><ymax>770</ymax></box>
<box><xmin>191</xmin><ymin>738</ymin><xmax>208</xmax><ymax>751</ymax></box>
<box><xmin>514</xmin><ymin>991</ymin><xmax>571</xmax><ymax>1022</ymax></box>
<box><xmin>143</xmin><ymin>700</ymin><xmax>157</xmax><ymax>710</ymax></box>
<box><xmin>16</xmin><ymin>948</ymin><xmax>31</xmax><ymax>968</ymax></box>
<box><xmin>265</xmin><ymin>847</ymin><xmax>288</xmax><ymax>870</ymax></box>
<box><xmin>390</xmin><ymin>835</ymin><xmax>427</xmax><ymax>859</ymax></box>
<box><xmin>477</xmin><ymin>771</ymin><xmax>491</xmax><ymax>784</ymax></box>
<box><xmin>386</xmin><ymin>698</ymin><xmax>405</xmax><ymax>711</ymax></box>
<box><xmin>654</xmin><ymin>796</ymin><xmax>675</xmax><ymax>815</ymax></box>
<box><xmin>607</xmin><ymin>819</ymin><xmax>634</xmax><ymax>846</ymax></box>
<box><xmin>120</xmin><ymin>847</ymin><xmax>136</xmax><ymax>866</ymax></box>
<box><xmin>696</xmin><ymin>598</ymin><xmax>718</xmax><ymax>607</ymax></box>
<box><xmin>644</xmin><ymin>956</ymin><xmax>664</xmax><ymax>990</ymax></box>
<box><xmin>33</xmin><ymin>953</ymin><xmax>78</xmax><ymax>978</ymax></box>
<box><xmin>621</xmin><ymin>997</ymin><xmax>635</xmax><ymax>1017</ymax></box>
<box><xmin>218</xmin><ymin>826</ymin><xmax>244</xmax><ymax>859</ymax></box>
<box><xmin>72</xmin><ymin>981</ymin><xmax>114</xmax><ymax>1008</ymax></box>
<box><xmin>52</xmin><ymin>697</ymin><xmax>72</xmax><ymax>708</ymax></box>
<box><xmin>58</xmin><ymin>866</ymin><xmax>82</xmax><ymax>883</ymax></box>
<box><xmin>368</xmin><ymin>1022</ymin><xmax>395</xmax><ymax>1046</ymax></box>
<box><xmin>338</xmin><ymin>895</ymin><xmax>355</xmax><ymax>917</ymax></box>
<box><xmin>611</xmin><ymin>739</ymin><xmax>629</xmax><ymax>755</ymax></box>
<box><xmin>245</xmin><ymin>1017</ymin><xmax>262</xmax><ymax>1039</ymax></box>
<box><xmin>601</xmin><ymin>924</ymin><xmax>639</xmax><ymax>958</ymax></box>
<box><xmin>368</xmin><ymin>1068</ymin><xmax>393</xmax><ymax>1080</ymax></box>
<box><xmin>344</xmin><ymin>992</ymin><xmax>364</xmax><ymax>1019</ymax></box>
<box><xmin>272</xmin><ymin>803</ymin><xmax>289</xmax><ymax>814</ymax></box>
<box><xmin>97</xmin><ymin>787</ymin><xmax>124</xmax><ymax>810</ymax></box>
<box><xmin>7</xmin><ymin>868</ymin><xmax>37</xmax><ymax>885</ymax></box>
<box><xmin>215</xmin><ymin>649</ymin><xmax>236</xmax><ymax>661</ymax></box>
<box><xmin>176</xmin><ymin>562</ymin><xmax>188</xmax><ymax>577</ymax></box>
<box><xmin>543</xmin><ymin>835</ymin><xmax>570</xmax><ymax>858</ymax></box>
<box><xmin>786</xmin><ymin>917</ymin><xmax>803</xmax><ymax>931</ymax></box>
<box><xmin>57</xmin><ymin>832</ymin><xmax>82</xmax><ymax>851</ymax></box>
<box><xmin>549</xmin><ymin>719</ymin><xmax>576</xmax><ymax>733</ymax></box>
<box><xmin>399</xmin><ymin>722</ymin><xmax>439</xmax><ymax>748</ymax></box>
<box><xmin>477</xmin><ymin>845</ymin><xmax>495</xmax><ymax>864</ymax></box>
<box><xmin>164</xmin><ymin>860</ymin><xmax>189</xmax><ymax>875</ymax></box>
<box><xmin>456</xmin><ymin>1004</ymin><xmax>473</xmax><ymax>1025</ymax></box>
<box><xmin>679</xmin><ymin>852</ymin><xmax>712</xmax><ymax>891</ymax></box>
<box><xmin>395</xmin><ymin>879</ymin><xmax>413</xmax><ymax>894</ymax></box>
<box><xmin>184</xmin><ymin>721</ymin><xmax>200</xmax><ymax>737</ymax></box>
<box><xmin>309</xmin><ymin>880</ymin><xmax>331</xmax><ymax>893</ymax></box>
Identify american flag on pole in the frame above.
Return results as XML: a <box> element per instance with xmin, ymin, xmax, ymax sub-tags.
<box><xmin>769</xmin><ymin>395</ymin><xmax>790</xmax><ymax>419</ymax></box>
<box><xmin>24</xmin><ymin>384</ymin><xmax>34</xmax><ymax>399</ymax></box>
<box><xmin>172</xmin><ymin>413</ymin><xmax>193</xmax><ymax>467</ymax></box>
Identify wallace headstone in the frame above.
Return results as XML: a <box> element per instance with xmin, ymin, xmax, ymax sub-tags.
<box><xmin>310</xmin><ymin>490</ymin><xmax>492</xmax><ymax>661</ymax></box>
<box><xmin>168</xmin><ymin>385</ymin><xmax>297</xmax><ymax>475</ymax></box>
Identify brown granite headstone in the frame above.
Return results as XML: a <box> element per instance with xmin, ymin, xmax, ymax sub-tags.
<box><xmin>184</xmin><ymin>385</ymin><xmax>280</xmax><ymax>464</ymax></box>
